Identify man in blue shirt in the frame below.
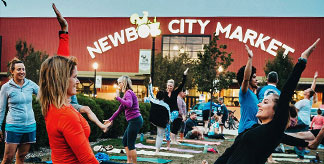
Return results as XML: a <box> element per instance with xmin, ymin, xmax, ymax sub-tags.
<box><xmin>217</xmin><ymin>97</ymin><xmax>228</xmax><ymax>134</ymax></box>
<box><xmin>184</xmin><ymin>112</ymin><xmax>204</xmax><ymax>140</ymax></box>
<box><xmin>257</xmin><ymin>71</ymin><xmax>281</xmax><ymax>102</ymax></box>
<box><xmin>202</xmin><ymin>99</ymin><xmax>219</xmax><ymax>134</ymax></box>
<box><xmin>237</xmin><ymin>45</ymin><xmax>259</xmax><ymax>134</ymax></box>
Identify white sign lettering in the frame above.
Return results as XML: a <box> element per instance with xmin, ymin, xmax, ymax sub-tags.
<box><xmin>88</xmin><ymin>12</ymin><xmax>160</xmax><ymax>59</ymax></box>
<box><xmin>215</xmin><ymin>22</ymin><xmax>231</xmax><ymax>38</ymax></box>
<box><xmin>88</xmin><ymin>17</ymin><xmax>296</xmax><ymax>58</ymax></box>
<box><xmin>168</xmin><ymin>19</ymin><xmax>210</xmax><ymax>34</ymax></box>
<box><xmin>215</xmin><ymin>22</ymin><xmax>295</xmax><ymax>57</ymax></box>
<box><xmin>87</xmin><ymin>27</ymin><xmax>137</xmax><ymax>59</ymax></box>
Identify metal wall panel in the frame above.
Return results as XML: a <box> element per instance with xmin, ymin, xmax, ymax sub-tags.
<box><xmin>1</xmin><ymin>17</ymin><xmax>323</xmax><ymax>78</ymax></box>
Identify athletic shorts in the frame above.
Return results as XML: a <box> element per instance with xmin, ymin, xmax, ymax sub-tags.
<box><xmin>5</xmin><ymin>130</ymin><xmax>36</xmax><ymax>144</ymax></box>
<box><xmin>221</xmin><ymin>116</ymin><xmax>227</xmax><ymax>124</ymax></box>
<box><xmin>202</xmin><ymin>110</ymin><xmax>211</xmax><ymax>121</ymax></box>
<box><xmin>310</xmin><ymin>129</ymin><xmax>320</xmax><ymax>137</ymax></box>
<box><xmin>310</xmin><ymin>129</ymin><xmax>324</xmax><ymax>145</ymax></box>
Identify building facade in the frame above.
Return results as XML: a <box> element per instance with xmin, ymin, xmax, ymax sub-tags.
<box><xmin>1</xmin><ymin>16</ymin><xmax>324</xmax><ymax>109</ymax></box>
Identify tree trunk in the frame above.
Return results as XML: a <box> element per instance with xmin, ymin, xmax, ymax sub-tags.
<box><xmin>209</xmin><ymin>89</ymin><xmax>213</xmax><ymax>120</ymax></box>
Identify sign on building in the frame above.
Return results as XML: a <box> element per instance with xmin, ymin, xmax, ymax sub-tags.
<box><xmin>139</xmin><ymin>49</ymin><xmax>151</xmax><ymax>74</ymax></box>
<box><xmin>95</xmin><ymin>75</ymin><xmax>102</xmax><ymax>88</ymax></box>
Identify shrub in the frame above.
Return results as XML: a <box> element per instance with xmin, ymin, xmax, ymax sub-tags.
<box><xmin>139</xmin><ymin>102</ymin><xmax>153</xmax><ymax>133</ymax></box>
<box><xmin>94</xmin><ymin>98</ymin><xmax>127</xmax><ymax>138</ymax></box>
<box><xmin>76</xmin><ymin>95</ymin><xmax>104</xmax><ymax>141</ymax></box>
<box><xmin>32</xmin><ymin>96</ymin><xmax>49</xmax><ymax>150</ymax></box>
<box><xmin>0</xmin><ymin>94</ymin><xmax>152</xmax><ymax>158</ymax></box>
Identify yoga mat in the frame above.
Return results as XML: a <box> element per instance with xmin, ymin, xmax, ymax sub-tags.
<box><xmin>110</xmin><ymin>156</ymin><xmax>172</xmax><ymax>163</ymax></box>
<box><xmin>318</xmin><ymin>144</ymin><xmax>324</xmax><ymax>149</ymax></box>
<box><xmin>106</xmin><ymin>148</ymin><xmax>193</xmax><ymax>158</ymax></box>
<box><xmin>162</xmin><ymin>141</ymin><xmax>208</xmax><ymax>148</ymax></box>
<box><xmin>135</xmin><ymin>143</ymin><xmax>202</xmax><ymax>153</ymax></box>
<box><xmin>43</xmin><ymin>158</ymin><xmax>172</xmax><ymax>164</ymax></box>
<box><xmin>165</xmin><ymin>139</ymin><xmax>221</xmax><ymax>145</ymax></box>
<box><xmin>137</xmin><ymin>149</ymin><xmax>193</xmax><ymax>158</ymax></box>
<box><xmin>203</xmin><ymin>137</ymin><xmax>225</xmax><ymax>142</ymax></box>
<box><xmin>272</xmin><ymin>153</ymin><xmax>315</xmax><ymax>159</ymax></box>
<box><xmin>272</xmin><ymin>158</ymin><xmax>310</xmax><ymax>163</ymax></box>
<box><xmin>182</xmin><ymin>139</ymin><xmax>221</xmax><ymax>145</ymax></box>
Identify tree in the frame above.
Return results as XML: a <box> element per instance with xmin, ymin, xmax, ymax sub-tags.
<box><xmin>193</xmin><ymin>34</ymin><xmax>235</xmax><ymax>112</ymax></box>
<box><xmin>7</xmin><ymin>40</ymin><xmax>49</xmax><ymax>83</ymax></box>
<box><xmin>152</xmin><ymin>52</ymin><xmax>195</xmax><ymax>91</ymax></box>
<box><xmin>263</xmin><ymin>48</ymin><xmax>294</xmax><ymax>90</ymax></box>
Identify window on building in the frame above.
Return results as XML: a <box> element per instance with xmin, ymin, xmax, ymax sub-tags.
<box><xmin>132</xmin><ymin>85</ymin><xmax>147</xmax><ymax>102</ymax></box>
<box><xmin>162</xmin><ymin>35</ymin><xmax>211</xmax><ymax>59</ymax></box>
<box><xmin>223</xmin><ymin>89</ymin><xmax>240</xmax><ymax>107</ymax></box>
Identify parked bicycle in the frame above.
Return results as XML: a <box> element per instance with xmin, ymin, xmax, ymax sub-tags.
<box><xmin>224</xmin><ymin>110</ymin><xmax>239</xmax><ymax>130</ymax></box>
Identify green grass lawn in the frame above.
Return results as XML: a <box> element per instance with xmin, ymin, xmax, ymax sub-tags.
<box><xmin>90</xmin><ymin>135</ymin><xmax>324</xmax><ymax>164</ymax></box>
<box><xmin>25</xmin><ymin>134</ymin><xmax>324</xmax><ymax>164</ymax></box>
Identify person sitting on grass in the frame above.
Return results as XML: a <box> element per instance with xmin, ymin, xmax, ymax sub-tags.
<box><xmin>184</xmin><ymin>112</ymin><xmax>204</xmax><ymax>140</ymax></box>
<box><xmin>207</xmin><ymin>114</ymin><xmax>225</xmax><ymax>139</ymax></box>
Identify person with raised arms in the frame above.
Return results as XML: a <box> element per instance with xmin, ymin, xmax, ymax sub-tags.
<box><xmin>163</xmin><ymin>68</ymin><xmax>188</xmax><ymax>144</ymax></box>
<box><xmin>147</xmin><ymin>77</ymin><xmax>171</xmax><ymax>153</ymax></box>
<box><xmin>52</xmin><ymin>3</ymin><xmax>110</xmax><ymax>132</ymax></box>
<box><xmin>215</xmin><ymin>39</ymin><xmax>320</xmax><ymax>164</ymax></box>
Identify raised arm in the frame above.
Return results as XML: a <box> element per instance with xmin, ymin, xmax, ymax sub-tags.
<box><xmin>272</xmin><ymin>39</ymin><xmax>320</xmax><ymax>129</ymax></box>
<box><xmin>174</xmin><ymin>68</ymin><xmax>188</xmax><ymax>94</ymax></box>
<box><xmin>311</xmin><ymin>71</ymin><xmax>318</xmax><ymax>91</ymax></box>
<box><xmin>148</xmin><ymin>77</ymin><xmax>155</xmax><ymax>100</ymax></box>
<box><xmin>52</xmin><ymin>3</ymin><xmax>69</xmax><ymax>57</ymax></box>
<box><xmin>241</xmin><ymin>45</ymin><xmax>253</xmax><ymax>93</ymax></box>
<box><xmin>53</xmin><ymin>3</ymin><xmax>68</xmax><ymax>32</ymax></box>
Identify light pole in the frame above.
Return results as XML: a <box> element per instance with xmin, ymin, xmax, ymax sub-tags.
<box><xmin>150</xmin><ymin>20</ymin><xmax>161</xmax><ymax>86</ymax></box>
<box><xmin>93</xmin><ymin>62</ymin><xmax>98</xmax><ymax>98</ymax></box>
<box><xmin>209</xmin><ymin>66</ymin><xmax>224</xmax><ymax>118</ymax></box>
<box><xmin>151</xmin><ymin>36</ymin><xmax>156</xmax><ymax>85</ymax></box>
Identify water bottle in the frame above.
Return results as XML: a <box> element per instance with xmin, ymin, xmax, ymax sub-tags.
<box><xmin>140</xmin><ymin>133</ymin><xmax>144</xmax><ymax>142</ymax></box>
<box><xmin>316</xmin><ymin>152</ymin><xmax>320</xmax><ymax>162</ymax></box>
<box><xmin>203</xmin><ymin>144</ymin><xmax>208</xmax><ymax>153</ymax></box>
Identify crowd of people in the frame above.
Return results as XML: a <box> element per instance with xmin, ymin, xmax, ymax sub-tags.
<box><xmin>0</xmin><ymin>3</ymin><xmax>324</xmax><ymax>164</ymax></box>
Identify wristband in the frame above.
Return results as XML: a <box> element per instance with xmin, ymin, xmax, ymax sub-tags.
<box><xmin>298</xmin><ymin>57</ymin><xmax>307</xmax><ymax>63</ymax></box>
<box><xmin>59</xmin><ymin>31</ymin><xmax>69</xmax><ymax>34</ymax></box>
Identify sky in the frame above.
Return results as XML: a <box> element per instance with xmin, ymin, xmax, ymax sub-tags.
<box><xmin>0</xmin><ymin>0</ymin><xmax>323</xmax><ymax>17</ymax></box>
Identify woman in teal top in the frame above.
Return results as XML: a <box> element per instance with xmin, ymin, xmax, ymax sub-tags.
<box><xmin>0</xmin><ymin>58</ymin><xmax>39</xmax><ymax>164</ymax></box>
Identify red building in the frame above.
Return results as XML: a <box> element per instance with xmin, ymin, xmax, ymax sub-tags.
<box><xmin>1</xmin><ymin>16</ymin><xmax>324</xmax><ymax>107</ymax></box>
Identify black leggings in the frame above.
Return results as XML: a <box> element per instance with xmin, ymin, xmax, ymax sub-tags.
<box><xmin>208</xmin><ymin>134</ymin><xmax>225</xmax><ymax>139</ymax></box>
<box><xmin>171</xmin><ymin>118</ymin><xmax>182</xmax><ymax>134</ymax></box>
<box><xmin>122</xmin><ymin>116</ymin><xmax>143</xmax><ymax>150</ymax></box>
